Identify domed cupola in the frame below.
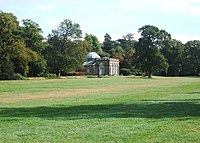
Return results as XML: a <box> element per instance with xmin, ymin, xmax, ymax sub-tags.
<box><xmin>86</xmin><ymin>52</ymin><xmax>101</xmax><ymax>59</ymax></box>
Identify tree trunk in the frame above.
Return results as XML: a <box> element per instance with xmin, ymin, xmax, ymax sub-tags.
<box><xmin>148</xmin><ymin>72</ymin><xmax>152</xmax><ymax>78</ymax></box>
<box><xmin>57</xmin><ymin>69</ymin><xmax>61</xmax><ymax>77</ymax></box>
<box><xmin>196</xmin><ymin>68</ymin><xmax>200</xmax><ymax>77</ymax></box>
<box><xmin>148</xmin><ymin>68</ymin><xmax>152</xmax><ymax>78</ymax></box>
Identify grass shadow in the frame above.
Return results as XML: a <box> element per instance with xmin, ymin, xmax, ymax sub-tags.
<box><xmin>0</xmin><ymin>101</ymin><xmax>200</xmax><ymax>120</ymax></box>
<box><xmin>187</xmin><ymin>92</ymin><xmax>200</xmax><ymax>94</ymax></box>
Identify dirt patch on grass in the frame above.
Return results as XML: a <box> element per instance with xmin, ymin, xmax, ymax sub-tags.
<box><xmin>0</xmin><ymin>88</ymin><xmax>111</xmax><ymax>103</ymax></box>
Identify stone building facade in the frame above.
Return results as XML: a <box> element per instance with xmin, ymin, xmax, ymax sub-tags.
<box><xmin>83</xmin><ymin>52</ymin><xmax>119</xmax><ymax>76</ymax></box>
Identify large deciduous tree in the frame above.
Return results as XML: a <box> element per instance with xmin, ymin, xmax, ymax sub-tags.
<box><xmin>161</xmin><ymin>39</ymin><xmax>184</xmax><ymax>76</ymax></box>
<box><xmin>0</xmin><ymin>11</ymin><xmax>18</xmax><ymax>79</ymax></box>
<box><xmin>0</xmin><ymin>11</ymin><xmax>39</xmax><ymax>78</ymax></box>
<box><xmin>183</xmin><ymin>40</ymin><xmax>200</xmax><ymax>77</ymax></box>
<box><xmin>84</xmin><ymin>34</ymin><xmax>102</xmax><ymax>53</ymax></box>
<box><xmin>103</xmin><ymin>33</ymin><xmax>113</xmax><ymax>53</ymax></box>
<box><xmin>45</xmin><ymin>19</ymin><xmax>86</xmax><ymax>76</ymax></box>
<box><xmin>118</xmin><ymin>33</ymin><xmax>136</xmax><ymax>69</ymax></box>
<box><xmin>20</xmin><ymin>19</ymin><xmax>47</xmax><ymax>76</ymax></box>
<box><xmin>135</xmin><ymin>25</ymin><xmax>170</xmax><ymax>78</ymax></box>
<box><xmin>20</xmin><ymin>19</ymin><xmax>45</xmax><ymax>53</ymax></box>
<box><xmin>103</xmin><ymin>33</ymin><xmax>124</xmax><ymax>61</ymax></box>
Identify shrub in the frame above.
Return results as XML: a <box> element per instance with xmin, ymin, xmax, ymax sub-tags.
<box><xmin>135</xmin><ymin>71</ymin><xmax>145</xmax><ymax>76</ymax></box>
<box><xmin>75</xmin><ymin>72</ymin><xmax>84</xmax><ymax>76</ymax></box>
<box><xmin>120</xmin><ymin>68</ymin><xmax>132</xmax><ymax>76</ymax></box>
<box><xmin>42</xmin><ymin>73</ymin><xmax>57</xmax><ymax>78</ymax></box>
<box><xmin>13</xmin><ymin>73</ymin><xmax>27</xmax><ymax>80</ymax></box>
<box><xmin>0</xmin><ymin>60</ymin><xmax>15</xmax><ymax>80</ymax></box>
<box><xmin>85</xmin><ymin>72</ymin><xmax>92</xmax><ymax>76</ymax></box>
<box><xmin>66</xmin><ymin>72</ymin><xmax>84</xmax><ymax>76</ymax></box>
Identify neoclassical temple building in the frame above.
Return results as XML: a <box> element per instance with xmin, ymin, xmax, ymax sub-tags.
<box><xmin>83</xmin><ymin>52</ymin><xmax>119</xmax><ymax>76</ymax></box>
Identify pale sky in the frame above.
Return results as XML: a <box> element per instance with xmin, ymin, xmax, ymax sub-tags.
<box><xmin>1</xmin><ymin>0</ymin><xmax>200</xmax><ymax>43</ymax></box>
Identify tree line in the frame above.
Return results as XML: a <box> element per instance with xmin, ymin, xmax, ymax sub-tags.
<box><xmin>0</xmin><ymin>11</ymin><xmax>200</xmax><ymax>79</ymax></box>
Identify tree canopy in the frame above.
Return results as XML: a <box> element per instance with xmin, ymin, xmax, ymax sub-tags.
<box><xmin>84</xmin><ymin>34</ymin><xmax>102</xmax><ymax>53</ymax></box>
<box><xmin>0</xmin><ymin>11</ymin><xmax>43</xmax><ymax>79</ymax></box>
<box><xmin>1</xmin><ymin>11</ymin><xmax>200</xmax><ymax>79</ymax></box>
<box><xmin>135</xmin><ymin>25</ymin><xmax>170</xmax><ymax>78</ymax></box>
<box><xmin>161</xmin><ymin>39</ymin><xmax>184</xmax><ymax>76</ymax></box>
<box><xmin>44</xmin><ymin>19</ymin><xmax>86</xmax><ymax>77</ymax></box>
<box><xmin>184</xmin><ymin>40</ymin><xmax>200</xmax><ymax>76</ymax></box>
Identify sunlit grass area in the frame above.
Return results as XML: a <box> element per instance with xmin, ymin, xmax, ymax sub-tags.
<box><xmin>0</xmin><ymin>76</ymin><xmax>200</xmax><ymax>143</ymax></box>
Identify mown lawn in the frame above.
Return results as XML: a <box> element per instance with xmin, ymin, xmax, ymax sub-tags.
<box><xmin>0</xmin><ymin>76</ymin><xmax>200</xmax><ymax>143</ymax></box>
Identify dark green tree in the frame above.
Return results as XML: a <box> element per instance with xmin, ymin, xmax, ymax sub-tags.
<box><xmin>0</xmin><ymin>11</ymin><xmax>34</xmax><ymax>78</ymax></box>
<box><xmin>183</xmin><ymin>40</ymin><xmax>200</xmax><ymax>77</ymax></box>
<box><xmin>20</xmin><ymin>19</ymin><xmax>47</xmax><ymax>76</ymax></box>
<box><xmin>45</xmin><ymin>19</ymin><xmax>85</xmax><ymax>76</ymax></box>
<box><xmin>118</xmin><ymin>33</ymin><xmax>136</xmax><ymax>69</ymax></box>
<box><xmin>161</xmin><ymin>39</ymin><xmax>184</xmax><ymax>76</ymax></box>
<box><xmin>109</xmin><ymin>45</ymin><xmax>124</xmax><ymax>61</ymax></box>
<box><xmin>10</xmin><ymin>42</ymin><xmax>39</xmax><ymax>76</ymax></box>
<box><xmin>0</xmin><ymin>11</ymin><xmax>46</xmax><ymax>78</ymax></box>
<box><xmin>0</xmin><ymin>11</ymin><xmax>20</xmax><ymax>68</ymax></box>
<box><xmin>118</xmin><ymin>33</ymin><xmax>135</xmax><ymax>51</ymax></box>
<box><xmin>135</xmin><ymin>25</ymin><xmax>170</xmax><ymax>78</ymax></box>
<box><xmin>84</xmin><ymin>33</ymin><xmax>102</xmax><ymax>53</ymax></box>
<box><xmin>103</xmin><ymin>33</ymin><xmax>114</xmax><ymax>54</ymax></box>
<box><xmin>0</xmin><ymin>58</ymin><xmax>15</xmax><ymax>80</ymax></box>
<box><xmin>102</xmin><ymin>33</ymin><xmax>124</xmax><ymax>62</ymax></box>
<box><xmin>20</xmin><ymin>19</ymin><xmax>45</xmax><ymax>53</ymax></box>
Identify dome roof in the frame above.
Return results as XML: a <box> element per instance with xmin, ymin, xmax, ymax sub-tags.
<box><xmin>86</xmin><ymin>52</ymin><xmax>101</xmax><ymax>59</ymax></box>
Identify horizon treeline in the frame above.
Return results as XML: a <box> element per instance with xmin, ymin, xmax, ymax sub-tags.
<box><xmin>0</xmin><ymin>11</ymin><xmax>200</xmax><ymax>79</ymax></box>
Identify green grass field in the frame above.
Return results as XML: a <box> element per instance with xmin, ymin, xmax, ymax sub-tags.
<box><xmin>0</xmin><ymin>76</ymin><xmax>200</xmax><ymax>143</ymax></box>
